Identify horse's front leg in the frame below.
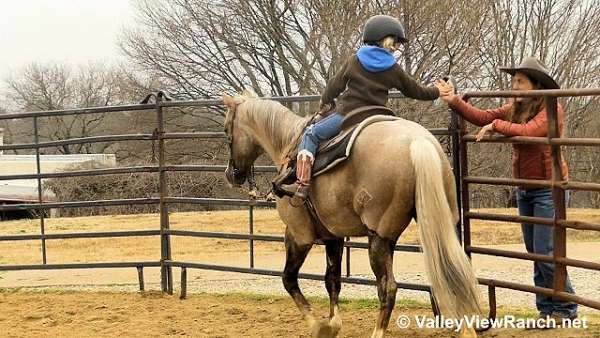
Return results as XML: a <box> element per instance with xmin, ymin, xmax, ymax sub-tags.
<box><xmin>282</xmin><ymin>228</ymin><xmax>317</xmax><ymax>331</ymax></box>
<box><xmin>324</xmin><ymin>239</ymin><xmax>344</xmax><ymax>336</ymax></box>
<box><xmin>368</xmin><ymin>230</ymin><xmax>398</xmax><ymax>338</ymax></box>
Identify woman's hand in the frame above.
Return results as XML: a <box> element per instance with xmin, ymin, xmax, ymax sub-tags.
<box><xmin>434</xmin><ymin>79</ymin><xmax>457</xmax><ymax>103</ymax></box>
<box><xmin>475</xmin><ymin>123</ymin><xmax>494</xmax><ymax>141</ymax></box>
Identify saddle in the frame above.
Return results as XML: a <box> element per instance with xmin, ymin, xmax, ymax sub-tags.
<box><xmin>272</xmin><ymin>105</ymin><xmax>401</xmax><ymax>198</ymax></box>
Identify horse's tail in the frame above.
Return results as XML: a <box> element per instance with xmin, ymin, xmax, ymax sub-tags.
<box><xmin>410</xmin><ymin>137</ymin><xmax>483</xmax><ymax>319</ymax></box>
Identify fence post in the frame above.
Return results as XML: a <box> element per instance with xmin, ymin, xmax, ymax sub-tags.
<box><xmin>33</xmin><ymin>117</ymin><xmax>47</xmax><ymax>264</ymax></box>
<box><xmin>451</xmin><ymin>109</ymin><xmax>463</xmax><ymax>244</ymax></box>
<box><xmin>156</xmin><ymin>94</ymin><xmax>173</xmax><ymax>294</ymax></box>
<box><xmin>458</xmin><ymin>102</ymin><xmax>472</xmax><ymax>258</ymax></box>
<box><xmin>249</xmin><ymin>204</ymin><xmax>254</xmax><ymax>269</ymax></box>
<box><xmin>545</xmin><ymin>96</ymin><xmax>567</xmax><ymax>293</ymax></box>
<box><xmin>345</xmin><ymin>237</ymin><xmax>351</xmax><ymax>277</ymax></box>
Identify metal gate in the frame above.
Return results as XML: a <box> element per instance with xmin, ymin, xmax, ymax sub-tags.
<box><xmin>458</xmin><ymin>88</ymin><xmax>600</xmax><ymax>315</ymax></box>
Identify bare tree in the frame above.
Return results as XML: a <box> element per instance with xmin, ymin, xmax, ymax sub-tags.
<box><xmin>119</xmin><ymin>0</ymin><xmax>600</xmax><ymax>207</ymax></box>
<box><xmin>121</xmin><ymin>0</ymin><xmax>369</xmax><ymax>98</ymax></box>
<box><xmin>122</xmin><ymin>0</ymin><xmax>494</xmax><ymax>96</ymax></box>
<box><xmin>4</xmin><ymin>63</ymin><xmax>152</xmax><ymax>155</ymax></box>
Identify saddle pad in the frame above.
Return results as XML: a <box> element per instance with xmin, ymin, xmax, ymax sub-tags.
<box><xmin>312</xmin><ymin>115</ymin><xmax>403</xmax><ymax>177</ymax></box>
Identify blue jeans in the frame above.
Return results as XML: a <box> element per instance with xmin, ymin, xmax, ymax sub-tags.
<box><xmin>298</xmin><ymin>113</ymin><xmax>344</xmax><ymax>156</ymax></box>
<box><xmin>517</xmin><ymin>188</ymin><xmax>578</xmax><ymax>318</ymax></box>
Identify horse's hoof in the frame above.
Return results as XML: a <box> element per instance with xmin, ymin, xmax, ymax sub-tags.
<box><xmin>311</xmin><ymin>318</ymin><xmax>339</xmax><ymax>338</ymax></box>
<box><xmin>458</xmin><ymin>326</ymin><xmax>477</xmax><ymax>338</ymax></box>
<box><xmin>329</xmin><ymin>315</ymin><xmax>342</xmax><ymax>336</ymax></box>
<box><xmin>369</xmin><ymin>328</ymin><xmax>385</xmax><ymax>338</ymax></box>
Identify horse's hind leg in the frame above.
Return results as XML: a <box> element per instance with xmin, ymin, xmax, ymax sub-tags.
<box><xmin>368</xmin><ymin>230</ymin><xmax>398</xmax><ymax>338</ymax></box>
<box><xmin>282</xmin><ymin>229</ymin><xmax>317</xmax><ymax>331</ymax></box>
<box><xmin>324</xmin><ymin>239</ymin><xmax>344</xmax><ymax>336</ymax></box>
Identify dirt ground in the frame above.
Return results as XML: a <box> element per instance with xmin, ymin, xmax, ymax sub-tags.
<box><xmin>1</xmin><ymin>291</ymin><xmax>598</xmax><ymax>338</ymax></box>
<box><xmin>1</xmin><ymin>209</ymin><xmax>599</xmax><ymax>337</ymax></box>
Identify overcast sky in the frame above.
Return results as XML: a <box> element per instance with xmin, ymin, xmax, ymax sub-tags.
<box><xmin>0</xmin><ymin>0</ymin><xmax>136</xmax><ymax>82</ymax></box>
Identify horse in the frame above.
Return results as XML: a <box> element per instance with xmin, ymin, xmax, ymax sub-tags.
<box><xmin>222</xmin><ymin>90</ymin><xmax>482</xmax><ymax>338</ymax></box>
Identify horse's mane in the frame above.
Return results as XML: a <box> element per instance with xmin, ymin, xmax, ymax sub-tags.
<box><xmin>236</xmin><ymin>90</ymin><xmax>310</xmax><ymax>160</ymax></box>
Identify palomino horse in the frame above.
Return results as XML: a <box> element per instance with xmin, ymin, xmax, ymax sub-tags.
<box><xmin>222</xmin><ymin>91</ymin><xmax>482</xmax><ymax>338</ymax></box>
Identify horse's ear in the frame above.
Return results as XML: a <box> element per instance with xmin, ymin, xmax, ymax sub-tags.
<box><xmin>222</xmin><ymin>93</ymin><xmax>236</xmax><ymax>109</ymax></box>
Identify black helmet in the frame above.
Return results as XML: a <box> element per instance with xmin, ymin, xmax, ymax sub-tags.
<box><xmin>362</xmin><ymin>15</ymin><xmax>407</xmax><ymax>45</ymax></box>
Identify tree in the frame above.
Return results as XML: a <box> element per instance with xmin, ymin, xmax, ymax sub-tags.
<box><xmin>122</xmin><ymin>0</ymin><xmax>493</xmax><ymax>97</ymax></box>
<box><xmin>3</xmin><ymin>62</ymin><xmax>169</xmax><ymax>157</ymax></box>
<box><xmin>121</xmin><ymin>0</ymin><xmax>361</xmax><ymax>99</ymax></box>
<box><xmin>120</xmin><ymin>0</ymin><xmax>600</xmax><ymax>207</ymax></box>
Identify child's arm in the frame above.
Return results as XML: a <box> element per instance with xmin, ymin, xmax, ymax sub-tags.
<box><xmin>320</xmin><ymin>58</ymin><xmax>350</xmax><ymax>107</ymax></box>
<box><xmin>393</xmin><ymin>67</ymin><xmax>439</xmax><ymax>101</ymax></box>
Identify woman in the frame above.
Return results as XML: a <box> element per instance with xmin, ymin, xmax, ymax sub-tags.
<box><xmin>435</xmin><ymin>57</ymin><xmax>578</xmax><ymax>322</ymax></box>
<box><xmin>280</xmin><ymin>15</ymin><xmax>439</xmax><ymax>199</ymax></box>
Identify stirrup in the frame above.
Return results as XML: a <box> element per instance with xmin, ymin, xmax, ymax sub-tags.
<box><xmin>272</xmin><ymin>166</ymin><xmax>293</xmax><ymax>186</ymax></box>
<box><xmin>281</xmin><ymin>182</ymin><xmax>310</xmax><ymax>200</ymax></box>
<box><xmin>293</xmin><ymin>184</ymin><xmax>310</xmax><ymax>200</ymax></box>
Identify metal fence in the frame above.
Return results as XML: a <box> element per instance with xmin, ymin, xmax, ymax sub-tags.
<box><xmin>0</xmin><ymin>92</ymin><xmax>458</xmax><ymax>313</ymax></box>
<box><xmin>1</xmin><ymin>88</ymin><xmax>597</xmax><ymax>317</ymax></box>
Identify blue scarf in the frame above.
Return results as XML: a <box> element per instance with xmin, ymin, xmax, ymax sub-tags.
<box><xmin>356</xmin><ymin>45</ymin><xmax>396</xmax><ymax>72</ymax></box>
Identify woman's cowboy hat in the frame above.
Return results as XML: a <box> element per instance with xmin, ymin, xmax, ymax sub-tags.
<box><xmin>500</xmin><ymin>57</ymin><xmax>560</xmax><ymax>89</ymax></box>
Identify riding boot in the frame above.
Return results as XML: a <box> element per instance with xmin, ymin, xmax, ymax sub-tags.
<box><xmin>280</xmin><ymin>151</ymin><xmax>313</xmax><ymax>200</ymax></box>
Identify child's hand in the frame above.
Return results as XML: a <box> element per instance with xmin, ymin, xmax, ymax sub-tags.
<box><xmin>319</xmin><ymin>100</ymin><xmax>334</xmax><ymax>114</ymax></box>
<box><xmin>475</xmin><ymin>123</ymin><xmax>494</xmax><ymax>142</ymax></box>
<box><xmin>434</xmin><ymin>79</ymin><xmax>456</xmax><ymax>103</ymax></box>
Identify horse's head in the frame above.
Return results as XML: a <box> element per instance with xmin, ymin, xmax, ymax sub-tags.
<box><xmin>222</xmin><ymin>92</ymin><xmax>263</xmax><ymax>187</ymax></box>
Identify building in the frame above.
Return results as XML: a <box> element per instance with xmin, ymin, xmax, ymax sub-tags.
<box><xmin>0</xmin><ymin>128</ymin><xmax>116</xmax><ymax>219</ymax></box>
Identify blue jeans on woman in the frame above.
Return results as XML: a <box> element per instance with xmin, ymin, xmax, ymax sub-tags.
<box><xmin>299</xmin><ymin>113</ymin><xmax>344</xmax><ymax>156</ymax></box>
<box><xmin>517</xmin><ymin>188</ymin><xmax>578</xmax><ymax>318</ymax></box>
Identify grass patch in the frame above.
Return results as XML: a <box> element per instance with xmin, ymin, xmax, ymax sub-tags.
<box><xmin>194</xmin><ymin>291</ymin><xmax>431</xmax><ymax>310</ymax></box>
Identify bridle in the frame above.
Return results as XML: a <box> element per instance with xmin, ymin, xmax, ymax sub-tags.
<box><xmin>224</xmin><ymin>103</ymin><xmax>241</xmax><ymax>180</ymax></box>
<box><xmin>224</xmin><ymin>100</ymin><xmax>273</xmax><ymax>201</ymax></box>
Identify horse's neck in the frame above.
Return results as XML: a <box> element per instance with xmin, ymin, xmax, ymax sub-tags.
<box><xmin>243</xmin><ymin>102</ymin><xmax>306</xmax><ymax>168</ymax></box>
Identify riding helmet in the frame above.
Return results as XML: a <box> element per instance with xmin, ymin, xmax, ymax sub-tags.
<box><xmin>362</xmin><ymin>15</ymin><xmax>407</xmax><ymax>44</ymax></box>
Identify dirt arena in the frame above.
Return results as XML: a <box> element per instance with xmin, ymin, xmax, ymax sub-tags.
<box><xmin>1</xmin><ymin>291</ymin><xmax>599</xmax><ymax>338</ymax></box>
<box><xmin>1</xmin><ymin>209</ymin><xmax>600</xmax><ymax>337</ymax></box>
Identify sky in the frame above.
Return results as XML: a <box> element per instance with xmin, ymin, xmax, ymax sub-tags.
<box><xmin>0</xmin><ymin>0</ymin><xmax>136</xmax><ymax>84</ymax></box>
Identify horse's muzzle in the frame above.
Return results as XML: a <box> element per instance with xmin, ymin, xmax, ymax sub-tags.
<box><xmin>225</xmin><ymin>164</ymin><xmax>247</xmax><ymax>187</ymax></box>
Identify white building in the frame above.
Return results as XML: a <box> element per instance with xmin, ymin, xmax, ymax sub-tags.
<box><xmin>0</xmin><ymin>129</ymin><xmax>117</xmax><ymax>219</ymax></box>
